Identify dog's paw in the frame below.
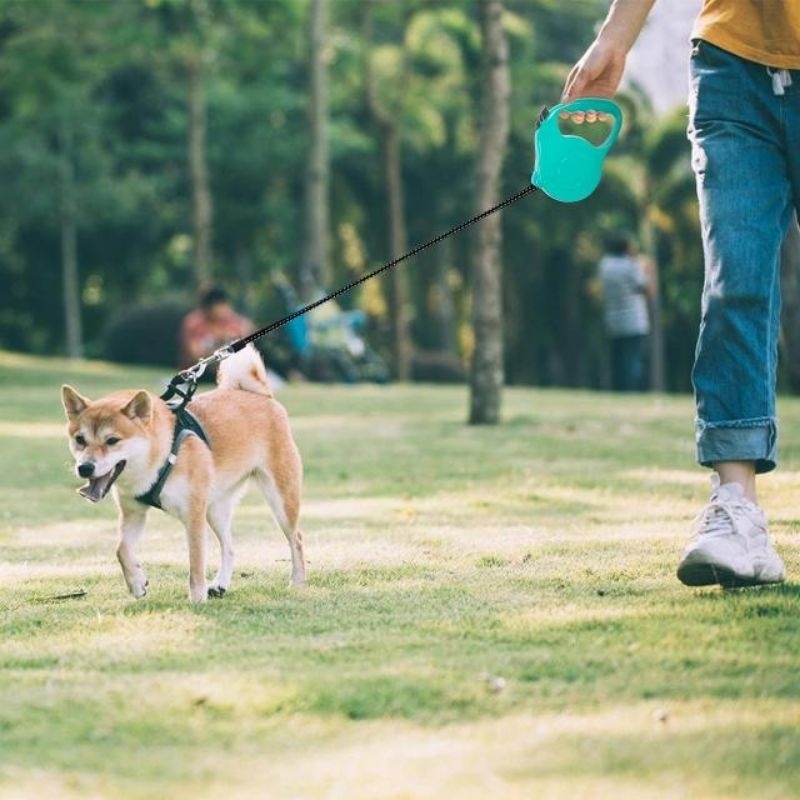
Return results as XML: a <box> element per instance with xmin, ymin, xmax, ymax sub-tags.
<box><xmin>207</xmin><ymin>584</ymin><xmax>227</xmax><ymax>599</ymax></box>
<box><xmin>130</xmin><ymin>578</ymin><xmax>149</xmax><ymax>599</ymax></box>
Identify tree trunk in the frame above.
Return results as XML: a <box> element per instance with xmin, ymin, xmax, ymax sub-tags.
<box><xmin>383</xmin><ymin>124</ymin><xmax>412</xmax><ymax>380</ymax></box>
<box><xmin>187</xmin><ymin>54</ymin><xmax>213</xmax><ymax>283</ymax></box>
<box><xmin>303</xmin><ymin>0</ymin><xmax>330</xmax><ymax>295</ymax></box>
<box><xmin>468</xmin><ymin>0</ymin><xmax>510</xmax><ymax>424</ymax></box>
<box><xmin>648</xmin><ymin>258</ymin><xmax>665</xmax><ymax>391</ymax></box>
<box><xmin>58</xmin><ymin>118</ymin><xmax>83</xmax><ymax>359</ymax></box>
<box><xmin>363</xmin><ymin>1</ymin><xmax>413</xmax><ymax>381</ymax></box>
<box><xmin>780</xmin><ymin>215</ymin><xmax>800</xmax><ymax>391</ymax></box>
<box><xmin>641</xmin><ymin>217</ymin><xmax>665</xmax><ymax>392</ymax></box>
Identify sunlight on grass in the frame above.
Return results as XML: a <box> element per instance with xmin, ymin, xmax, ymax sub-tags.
<box><xmin>4</xmin><ymin>610</ymin><xmax>207</xmax><ymax>669</ymax></box>
<box><xmin>23</xmin><ymin>701</ymin><xmax>786</xmax><ymax>800</ymax></box>
<box><xmin>0</xmin><ymin>421</ymin><xmax>65</xmax><ymax>439</ymax></box>
<box><xmin>622</xmin><ymin>467</ymin><xmax>709</xmax><ymax>486</ymax></box>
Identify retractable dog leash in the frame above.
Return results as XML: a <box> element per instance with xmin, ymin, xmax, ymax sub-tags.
<box><xmin>161</xmin><ymin>98</ymin><xmax>623</xmax><ymax>410</ymax></box>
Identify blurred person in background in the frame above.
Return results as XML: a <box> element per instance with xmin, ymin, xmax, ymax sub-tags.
<box><xmin>179</xmin><ymin>284</ymin><xmax>254</xmax><ymax>371</ymax></box>
<box><xmin>597</xmin><ymin>231</ymin><xmax>653</xmax><ymax>392</ymax></box>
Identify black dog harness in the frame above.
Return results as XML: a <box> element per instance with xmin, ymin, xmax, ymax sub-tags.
<box><xmin>135</xmin><ymin>408</ymin><xmax>210</xmax><ymax>510</ymax></box>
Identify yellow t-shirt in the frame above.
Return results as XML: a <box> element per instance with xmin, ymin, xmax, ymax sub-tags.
<box><xmin>692</xmin><ymin>0</ymin><xmax>800</xmax><ymax>70</ymax></box>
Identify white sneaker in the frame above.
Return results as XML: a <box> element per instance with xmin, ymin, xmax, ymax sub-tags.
<box><xmin>677</xmin><ymin>477</ymin><xmax>786</xmax><ymax>588</ymax></box>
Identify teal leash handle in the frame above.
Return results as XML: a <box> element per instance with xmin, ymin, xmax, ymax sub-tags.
<box><xmin>531</xmin><ymin>98</ymin><xmax>623</xmax><ymax>203</ymax></box>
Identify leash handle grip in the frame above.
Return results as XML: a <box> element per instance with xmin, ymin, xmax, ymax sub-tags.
<box><xmin>531</xmin><ymin>98</ymin><xmax>623</xmax><ymax>203</ymax></box>
<box><xmin>548</xmin><ymin>98</ymin><xmax>623</xmax><ymax>155</ymax></box>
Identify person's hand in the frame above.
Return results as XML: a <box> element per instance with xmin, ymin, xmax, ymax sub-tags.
<box><xmin>563</xmin><ymin>38</ymin><xmax>627</xmax><ymax>101</ymax></box>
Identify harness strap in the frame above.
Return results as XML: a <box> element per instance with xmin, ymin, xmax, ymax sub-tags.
<box><xmin>135</xmin><ymin>409</ymin><xmax>210</xmax><ymax>510</ymax></box>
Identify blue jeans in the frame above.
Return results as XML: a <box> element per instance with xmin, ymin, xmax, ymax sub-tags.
<box><xmin>689</xmin><ymin>41</ymin><xmax>800</xmax><ymax>474</ymax></box>
<box><xmin>610</xmin><ymin>334</ymin><xmax>647</xmax><ymax>392</ymax></box>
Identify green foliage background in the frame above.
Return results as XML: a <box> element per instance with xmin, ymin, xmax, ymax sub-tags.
<box><xmin>0</xmin><ymin>0</ymin><xmax>703</xmax><ymax>389</ymax></box>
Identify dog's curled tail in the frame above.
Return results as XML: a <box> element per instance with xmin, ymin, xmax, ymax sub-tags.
<box><xmin>217</xmin><ymin>344</ymin><xmax>272</xmax><ymax>397</ymax></box>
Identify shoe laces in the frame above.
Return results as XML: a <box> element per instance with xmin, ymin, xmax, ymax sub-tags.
<box><xmin>692</xmin><ymin>499</ymin><xmax>741</xmax><ymax>539</ymax></box>
<box><xmin>692</xmin><ymin>485</ymin><xmax>769</xmax><ymax>545</ymax></box>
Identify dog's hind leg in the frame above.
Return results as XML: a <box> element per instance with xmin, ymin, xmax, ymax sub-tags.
<box><xmin>254</xmin><ymin>469</ymin><xmax>306</xmax><ymax>587</ymax></box>
<box><xmin>207</xmin><ymin>497</ymin><xmax>235</xmax><ymax>598</ymax></box>
<box><xmin>185</xmin><ymin>501</ymin><xmax>209</xmax><ymax>603</ymax></box>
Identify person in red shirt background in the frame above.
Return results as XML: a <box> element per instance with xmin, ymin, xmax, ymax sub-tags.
<box><xmin>179</xmin><ymin>284</ymin><xmax>254</xmax><ymax>371</ymax></box>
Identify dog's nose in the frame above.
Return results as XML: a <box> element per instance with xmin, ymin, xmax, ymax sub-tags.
<box><xmin>77</xmin><ymin>462</ymin><xmax>95</xmax><ymax>478</ymax></box>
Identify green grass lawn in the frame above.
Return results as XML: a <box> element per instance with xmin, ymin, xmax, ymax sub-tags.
<box><xmin>2</xmin><ymin>350</ymin><xmax>800</xmax><ymax>799</ymax></box>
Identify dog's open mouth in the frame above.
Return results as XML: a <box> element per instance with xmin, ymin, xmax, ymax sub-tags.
<box><xmin>78</xmin><ymin>461</ymin><xmax>127</xmax><ymax>503</ymax></box>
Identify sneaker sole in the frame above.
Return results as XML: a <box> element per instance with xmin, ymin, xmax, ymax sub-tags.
<box><xmin>677</xmin><ymin>560</ymin><xmax>784</xmax><ymax>589</ymax></box>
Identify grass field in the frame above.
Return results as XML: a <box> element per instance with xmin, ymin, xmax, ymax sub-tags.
<box><xmin>1</xmin><ymin>350</ymin><xmax>800</xmax><ymax>800</ymax></box>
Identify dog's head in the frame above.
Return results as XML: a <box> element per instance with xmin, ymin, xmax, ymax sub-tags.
<box><xmin>61</xmin><ymin>386</ymin><xmax>153</xmax><ymax>503</ymax></box>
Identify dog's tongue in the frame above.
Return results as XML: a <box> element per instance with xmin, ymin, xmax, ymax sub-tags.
<box><xmin>78</xmin><ymin>461</ymin><xmax>126</xmax><ymax>503</ymax></box>
<box><xmin>78</xmin><ymin>476</ymin><xmax>110</xmax><ymax>503</ymax></box>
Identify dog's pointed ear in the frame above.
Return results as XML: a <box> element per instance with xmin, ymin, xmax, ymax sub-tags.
<box><xmin>121</xmin><ymin>391</ymin><xmax>152</xmax><ymax>426</ymax></box>
<box><xmin>61</xmin><ymin>385</ymin><xmax>91</xmax><ymax>421</ymax></box>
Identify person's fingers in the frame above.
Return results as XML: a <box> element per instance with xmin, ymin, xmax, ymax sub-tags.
<box><xmin>558</xmin><ymin>109</ymin><xmax>609</xmax><ymax>126</ymax></box>
<box><xmin>562</xmin><ymin>60</ymin><xmax>581</xmax><ymax>100</ymax></box>
<box><xmin>563</xmin><ymin>64</ymin><xmax>587</xmax><ymax>101</ymax></box>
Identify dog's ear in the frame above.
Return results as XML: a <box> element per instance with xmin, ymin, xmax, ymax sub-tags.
<box><xmin>121</xmin><ymin>391</ymin><xmax>152</xmax><ymax>426</ymax></box>
<box><xmin>61</xmin><ymin>385</ymin><xmax>91</xmax><ymax>421</ymax></box>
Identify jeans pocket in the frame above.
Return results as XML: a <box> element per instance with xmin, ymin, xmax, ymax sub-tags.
<box><xmin>690</xmin><ymin>40</ymin><xmax>743</xmax><ymax>101</ymax></box>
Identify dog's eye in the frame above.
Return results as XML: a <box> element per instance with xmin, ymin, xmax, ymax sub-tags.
<box><xmin>106</xmin><ymin>436</ymin><xmax>121</xmax><ymax>446</ymax></box>
<box><xmin>74</xmin><ymin>434</ymin><xmax>86</xmax><ymax>447</ymax></box>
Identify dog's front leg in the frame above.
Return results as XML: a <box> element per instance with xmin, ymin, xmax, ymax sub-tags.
<box><xmin>116</xmin><ymin>503</ymin><xmax>149</xmax><ymax>599</ymax></box>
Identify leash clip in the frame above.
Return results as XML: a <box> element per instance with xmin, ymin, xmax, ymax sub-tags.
<box><xmin>181</xmin><ymin>343</ymin><xmax>235</xmax><ymax>383</ymax></box>
<box><xmin>536</xmin><ymin>105</ymin><xmax>551</xmax><ymax>129</ymax></box>
<box><xmin>161</xmin><ymin>344</ymin><xmax>236</xmax><ymax>411</ymax></box>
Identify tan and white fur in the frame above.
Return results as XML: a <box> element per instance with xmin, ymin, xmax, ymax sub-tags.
<box><xmin>61</xmin><ymin>346</ymin><xmax>305</xmax><ymax>603</ymax></box>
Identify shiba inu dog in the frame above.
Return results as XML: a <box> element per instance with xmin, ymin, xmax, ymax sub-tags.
<box><xmin>61</xmin><ymin>346</ymin><xmax>305</xmax><ymax>603</ymax></box>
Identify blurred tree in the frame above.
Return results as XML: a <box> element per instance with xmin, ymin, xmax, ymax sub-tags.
<box><xmin>303</xmin><ymin>0</ymin><xmax>331</xmax><ymax>294</ymax></box>
<box><xmin>204</xmin><ymin>0</ymin><xmax>306</xmax><ymax>307</ymax></box>
<box><xmin>58</xmin><ymin>110</ymin><xmax>82</xmax><ymax>358</ymax></box>
<box><xmin>640</xmin><ymin>106</ymin><xmax>702</xmax><ymax>391</ymax></box>
<box><xmin>401</xmin><ymin>5</ymin><xmax>478</xmax><ymax>370</ymax></box>
<box><xmin>469</xmin><ymin>0</ymin><xmax>510</xmax><ymax>424</ymax></box>
<box><xmin>356</xmin><ymin>3</ymin><xmax>479</xmax><ymax>375</ymax></box>
<box><xmin>362</xmin><ymin>0</ymin><xmax>413</xmax><ymax>380</ymax></box>
<box><xmin>185</xmin><ymin>0</ymin><xmax>214</xmax><ymax>283</ymax></box>
<box><xmin>500</xmin><ymin>0</ymin><xmax>613</xmax><ymax>388</ymax></box>
<box><xmin>144</xmin><ymin>0</ymin><xmax>216</xmax><ymax>282</ymax></box>
<box><xmin>0</xmin><ymin>0</ymin><xmax>143</xmax><ymax>356</ymax></box>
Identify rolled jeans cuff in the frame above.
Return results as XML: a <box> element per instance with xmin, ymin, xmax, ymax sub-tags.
<box><xmin>695</xmin><ymin>417</ymin><xmax>777</xmax><ymax>474</ymax></box>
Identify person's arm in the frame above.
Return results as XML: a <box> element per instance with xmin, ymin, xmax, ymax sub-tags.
<box><xmin>563</xmin><ymin>0</ymin><xmax>657</xmax><ymax>101</ymax></box>
<box><xmin>637</xmin><ymin>255</ymin><xmax>657</xmax><ymax>301</ymax></box>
